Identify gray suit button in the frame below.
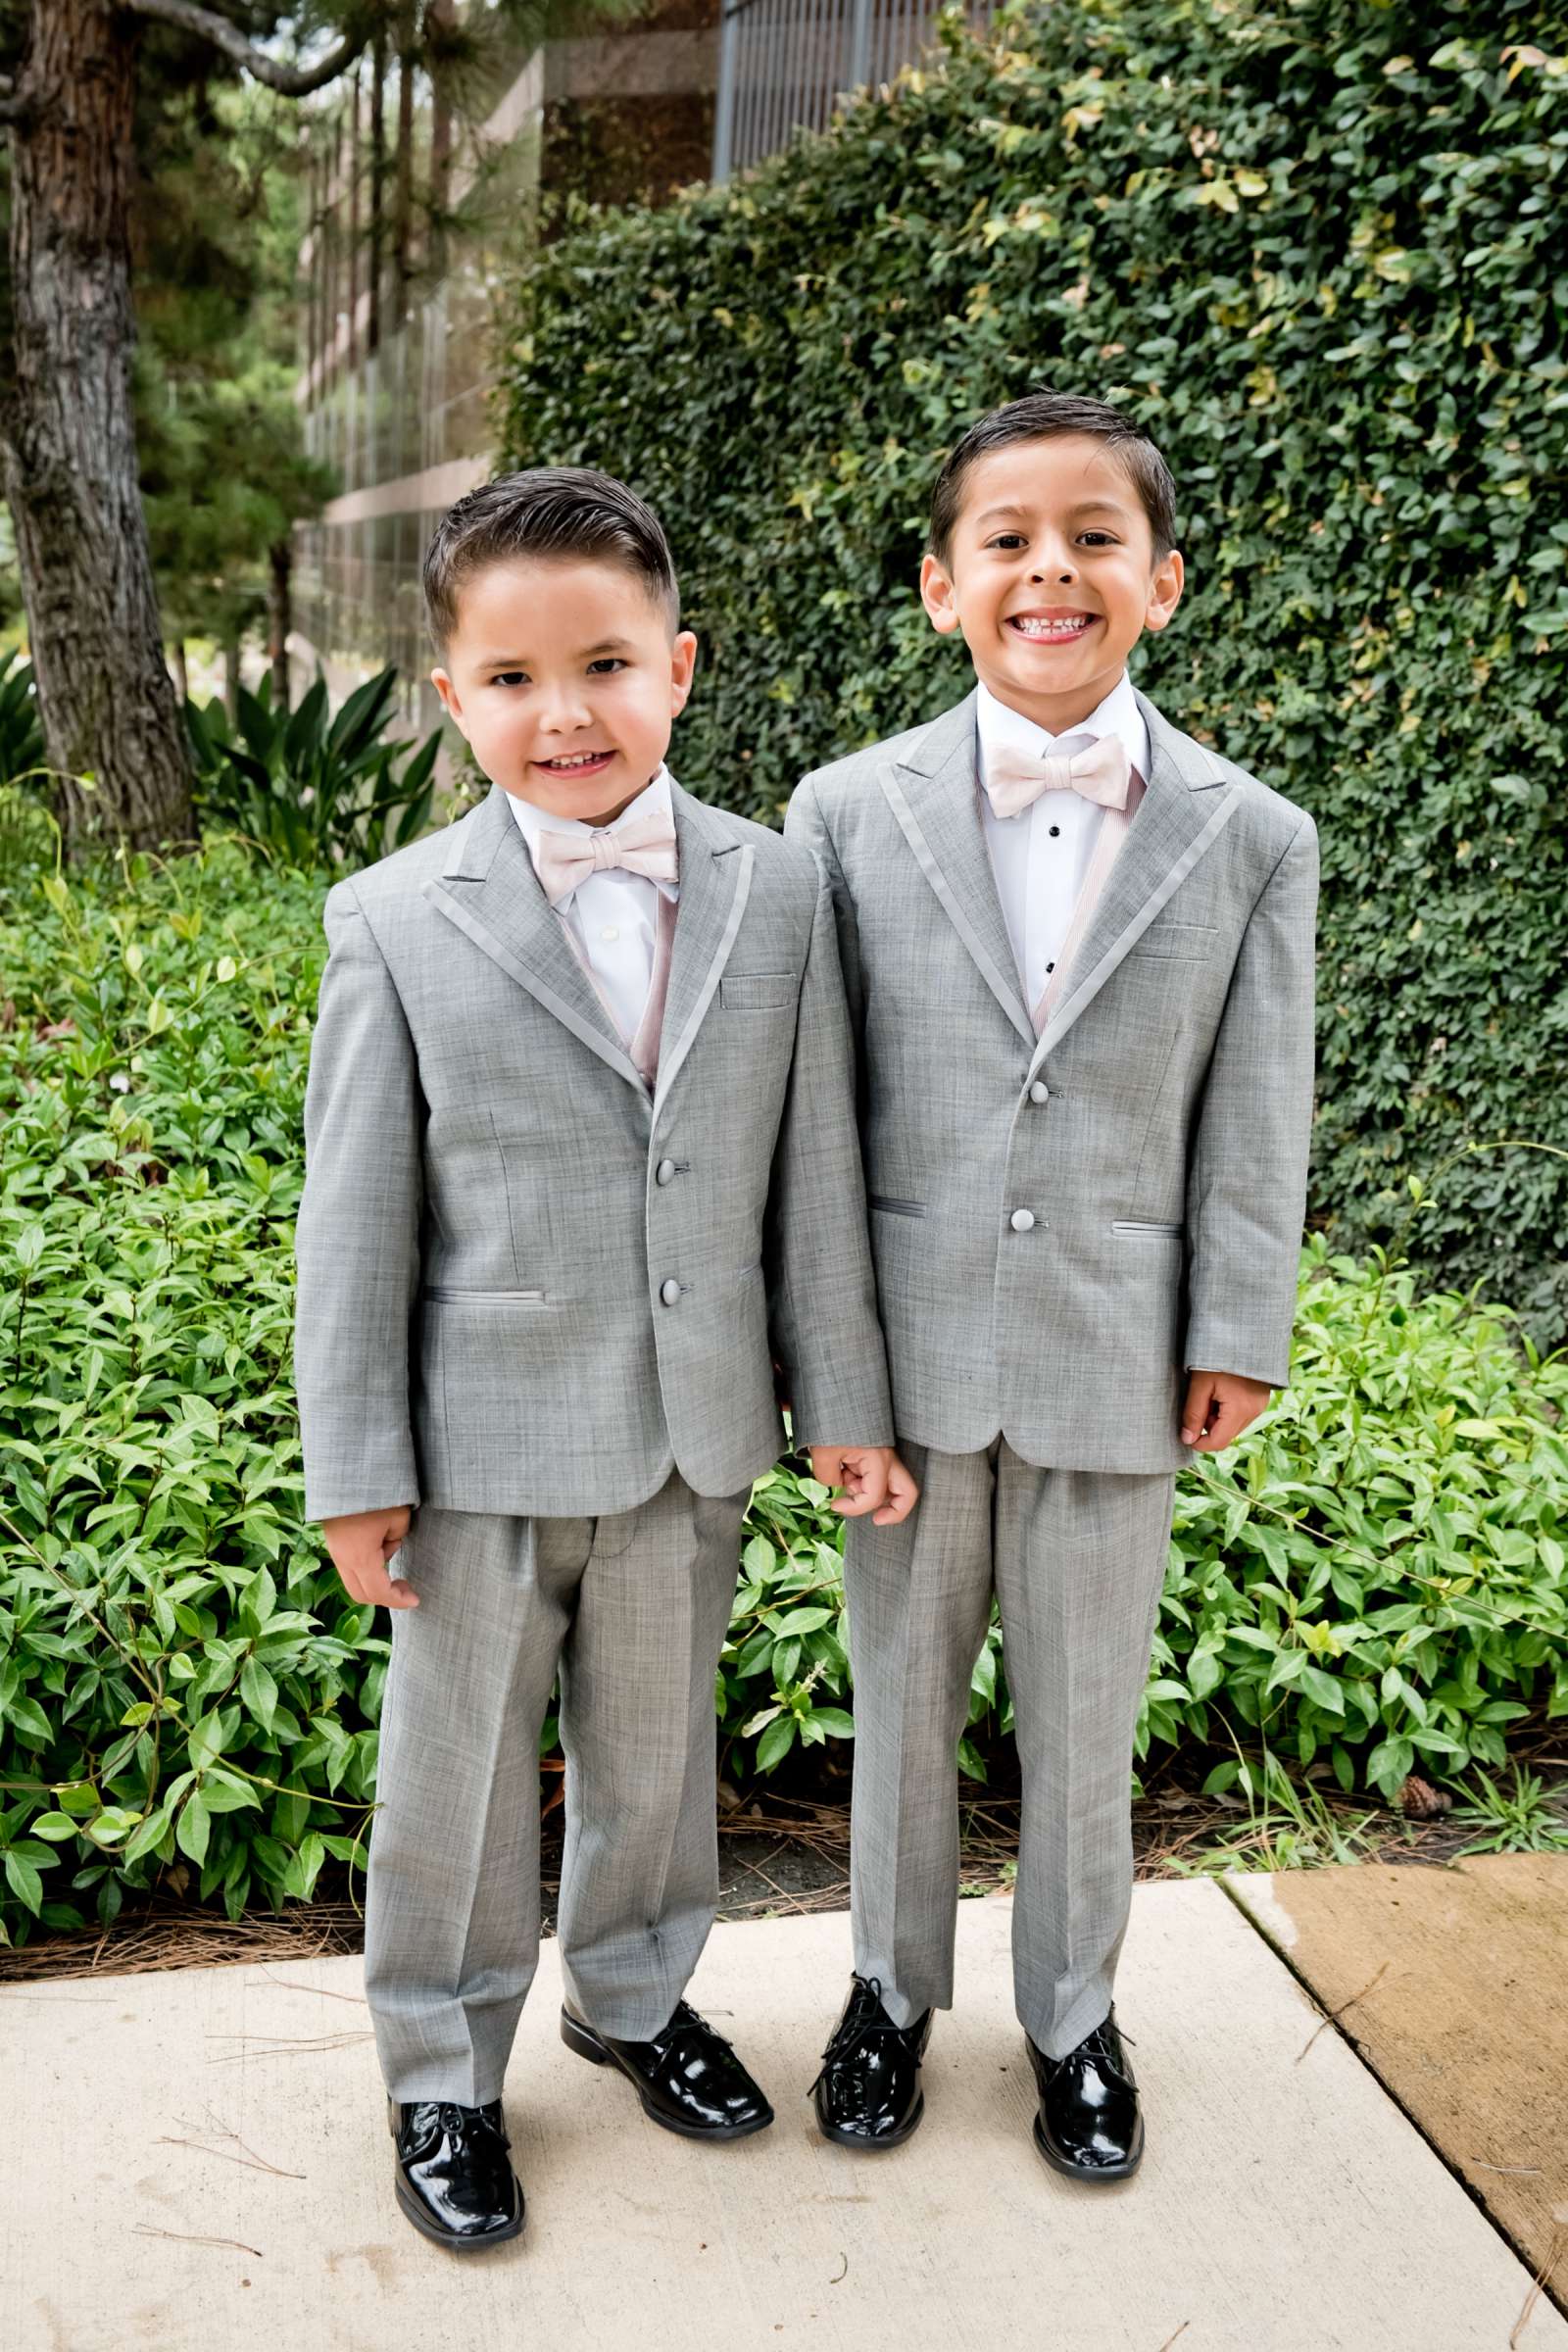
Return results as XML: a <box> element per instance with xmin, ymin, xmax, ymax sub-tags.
<box><xmin>1028</xmin><ymin>1080</ymin><xmax>1050</xmax><ymax>1105</ymax></box>
<box><xmin>655</xmin><ymin>1157</ymin><xmax>676</xmax><ymax>1186</ymax></box>
<box><xmin>660</xmin><ymin>1277</ymin><xmax>680</xmax><ymax>1305</ymax></box>
<box><xmin>1009</xmin><ymin>1208</ymin><xmax>1036</xmax><ymax>1233</ymax></box>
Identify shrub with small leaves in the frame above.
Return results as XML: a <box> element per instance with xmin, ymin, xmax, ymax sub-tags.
<box><xmin>2</xmin><ymin>848</ymin><xmax>1564</xmax><ymax>1945</ymax></box>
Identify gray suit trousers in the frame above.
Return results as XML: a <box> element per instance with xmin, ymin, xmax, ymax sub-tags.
<box><xmin>845</xmin><ymin>1440</ymin><xmax>1174</xmax><ymax>2060</ymax></box>
<box><xmin>364</xmin><ymin>1471</ymin><xmax>748</xmax><ymax>2103</ymax></box>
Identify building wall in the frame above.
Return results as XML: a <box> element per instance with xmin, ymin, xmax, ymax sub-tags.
<box><xmin>289</xmin><ymin>0</ymin><xmax>981</xmax><ymax>742</ymax></box>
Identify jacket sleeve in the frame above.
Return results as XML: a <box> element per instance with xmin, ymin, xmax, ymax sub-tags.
<box><xmin>762</xmin><ymin>851</ymin><xmax>893</xmax><ymax>1451</ymax></box>
<box><xmin>1183</xmin><ymin>812</ymin><xmax>1319</xmax><ymax>1388</ymax></box>
<box><xmin>293</xmin><ymin>880</ymin><xmax>425</xmax><ymax>1519</ymax></box>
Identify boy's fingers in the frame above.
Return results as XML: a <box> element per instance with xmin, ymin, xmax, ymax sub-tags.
<box><xmin>1179</xmin><ymin>1371</ymin><xmax>1215</xmax><ymax>1447</ymax></box>
<box><xmin>872</xmin><ymin>1459</ymin><xmax>920</xmax><ymax>1525</ymax></box>
<box><xmin>334</xmin><ymin>1560</ymin><xmax>367</xmax><ymax>1604</ymax></box>
<box><xmin>358</xmin><ymin>1554</ymin><xmax>419</xmax><ymax>1610</ymax></box>
<box><xmin>831</xmin><ymin>1470</ymin><xmax>883</xmax><ymax>1518</ymax></box>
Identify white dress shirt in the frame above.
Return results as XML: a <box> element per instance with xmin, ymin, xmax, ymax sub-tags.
<box><xmin>508</xmin><ymin>764</ymin><xmax>679</xmax><ymax>1043</ymax></box>
<box><xmin>976</xmin><ymin>674</ymin><xmax>1151</xmax><ymax>1016</ymax></box>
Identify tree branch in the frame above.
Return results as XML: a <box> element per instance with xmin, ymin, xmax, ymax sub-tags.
<box><xmin>122</xmin><ymin>0</ymin><xmax>372</xmax><ymax>96</ymax></box>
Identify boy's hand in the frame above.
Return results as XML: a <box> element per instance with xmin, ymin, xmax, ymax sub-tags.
<box><xmin>808</xmin><ymin>1446</ymin><xmax>920</xmax><ymax>1526</ymax></box>
<box><xmin>1180</xmin><ymin>1370</ymin><xmax>1273</xmax><ymax>1452</ymax></box>
<box><xmin>320</xmin><ymin>1505</ymin><xmax>419</xmax><ymax>1610</ymax></box>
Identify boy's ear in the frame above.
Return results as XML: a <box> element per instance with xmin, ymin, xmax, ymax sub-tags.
<box><xmin>1142</xmin><ymin>548</ymin><xmax>1186</xmax><ymax>637</ymax></box>
<box><xmin>669</xmin><ymin>628</ymin><xmax>699</xmax><ymax>716</ymax></box>
<box><xmin>430</xmin><ymin>666</ymin><xmax>468</xmax><ymax>737</ymax></box>
<box><xmin>919</xmin><ymin>553</ymin><xmax>962</xmax><ymax>637</ymax></box>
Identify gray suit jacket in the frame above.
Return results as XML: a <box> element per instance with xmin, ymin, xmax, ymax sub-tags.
<box><xmin>786</xmin><ymin>687</ymin><xmax>1318</xmax><ymax>1473</ymax></box>
<box><xmin>295</xmin><ymin>777</ymin><xmax>893</xmax><ymax>1521</ymax></box>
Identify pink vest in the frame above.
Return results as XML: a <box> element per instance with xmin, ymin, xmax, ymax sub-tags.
<box><xmin>559</xmin><ymin>890</ymin><xmax>677</xmax><ymax>1089</ymax></box>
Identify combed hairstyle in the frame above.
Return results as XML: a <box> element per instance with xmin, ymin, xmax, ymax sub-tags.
<box><xmin>927</xmin><ymin>392</ymin><xmax>1178</xmax><ymax>570</ymax></box>
<box><xmin>422</xmin><ymin>466</ymin><xmax>680</xmax><ymax>653</ymax></box>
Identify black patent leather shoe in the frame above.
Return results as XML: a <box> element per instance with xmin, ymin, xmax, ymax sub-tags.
<box><xmin>388</xmin><ymin>2096</ymin><xmax>525</xmax><ymax>2249</ymax></box>
<box><xmin>561</xmin><ymin>2000</ymin><xmax>773</xmax><ymax>2139</ymax></box>
<box><xmin>812</xmin><ymin>1974</ymin><xmax>932</xmax><ymax>2149</ymax></box>
<box><xmin>1027</xmin><ymin>2007</ymin><xmax>1144</xmax><ymax>2180</ymax></box>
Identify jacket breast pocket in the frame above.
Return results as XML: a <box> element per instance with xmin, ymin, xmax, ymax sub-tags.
<box><xmin>720</xmin><ymin>970</ymin><xmax>798</xmax><ymax>1011</ymax></box>
<box><xmin>1126</xmin><ymin>922</ymin><xmax>1218</xmax><ymax>963</ymax></box>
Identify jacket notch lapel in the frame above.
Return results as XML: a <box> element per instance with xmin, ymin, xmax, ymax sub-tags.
<box><xmin>421</xmin><ymin>782</ymin><xmax>647</xmax><ymax>1094</ymax></box>
<box><xmin>882</xmin><ymin>693</ymin><xmax>1035</xmax><ymax>1047</ymax></box>
<box><xmin>1028</xmin><ymin>690</ymin><xmax>1240</xmax><ymax>1072</ymax></box>
<box><xmin>652</xmin><ymin>784</ymin><xmax>753</xmax><ymax>1122</ymax></box>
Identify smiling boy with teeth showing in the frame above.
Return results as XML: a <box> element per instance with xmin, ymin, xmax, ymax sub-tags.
<box><xmin>295</xmin><ymin>466</ymin><xmax>914</xmax><ymax>2251</ymax></box>
<box><xmin>787</xmin><ymin>391</ymin><xmax>1318</xmax><ymax>2177</ymax></box>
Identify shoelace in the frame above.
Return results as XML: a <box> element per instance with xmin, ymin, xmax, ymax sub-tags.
<box><xmin>427</xmin><ymin>2100</ymin><xmax>509</xmax><ymax>2150</ymax></box>
<box><xmin>812</xmin><ymin>1978</ymin><xmax>918</xmax><ymax>2089</ymax></box>
<box><xmin>658</xmin><ymin>2002</ymin><xmax>736</xmax><ymax>2062</ymax></box>
<box><xmin>1049</xmin><ymin>2021</ymin><xmax>1137</xmax><ymax>2084</ymax></box>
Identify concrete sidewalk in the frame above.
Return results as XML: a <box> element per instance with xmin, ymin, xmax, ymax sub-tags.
<box><xmin>5</xmin><ymin>1879</ymin><xmax>1562</xmax><ymax>2352</ymax></box>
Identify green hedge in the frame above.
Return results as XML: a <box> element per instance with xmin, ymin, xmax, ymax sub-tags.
<box><xmin>495</xmin><ymin>0</ymin><xmax>1568</xmax><ymax>1342</ymax></box>
<box><xmin>1</xmin><ymin>848</ymin><xmax>1565</xmax><ymax>1942</ymax></box>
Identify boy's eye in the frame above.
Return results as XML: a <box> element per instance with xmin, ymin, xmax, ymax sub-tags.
<box><xmin>985</xmin><ymin>531</ymin><xmax>1117</xmax><ymax>552</ymax></box>
<box><xmin>491</xmin><ymin>670</ymin><xmax>529</xmax><ymax>687</ymax></box>
<box><xmin>587</xmin><ymin>658</ymin><xmax>627</xmax><ymax>675</ymax></box>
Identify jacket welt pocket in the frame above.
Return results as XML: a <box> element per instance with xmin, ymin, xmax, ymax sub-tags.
<box><xmin>720</xmin><ymin>971</ymin><xmax>797</xmax><ymax>1011</ymax></box>
<box><xmin>869</xmin><ymin>1195</ymin><xmax>928</xmax><ymax>1219</ymax></box>
<box><xmin>1127</xmin><ymin>922</ymin><xmax>1218</xmax><ymax>962</ymax></box>
<box><xmin>1111</xmin><ymin>1222</ymin><xmax>1184</xmax><ymax>1240</ymax></box>
<box><xmin>422</xmin><ymin>1286</ymin><xmax>549</xmax><ymax>1304</ymax></box>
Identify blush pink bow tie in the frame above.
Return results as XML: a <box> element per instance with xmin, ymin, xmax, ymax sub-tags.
<box><xmin>533</xmin><ymin>809</ymin><xmax>679</xmax><ymax>906</ymax></box>
<box><xmin>982</xmin><ymin>731</ymin><xmax>1132</xmax><ymax>822</ymax></box>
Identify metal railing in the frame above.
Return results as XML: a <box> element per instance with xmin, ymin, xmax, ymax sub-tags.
<box><xmin>711</xmin><ymin>0</ymin><xmax>993</xmax><ymax>181</ymax></box>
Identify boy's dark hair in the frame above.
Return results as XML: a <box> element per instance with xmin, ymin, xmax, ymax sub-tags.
<box><xmin>927</xmin><ymin>392</ymin><xmax>1177</xmax><ymax>570</ymax></box>
<box><xmin>422</xmin><ymin>466</ymin><xmax>679</xmax><ymax>652</ymax></box>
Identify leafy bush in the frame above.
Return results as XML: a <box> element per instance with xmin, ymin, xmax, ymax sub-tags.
<box><xmin>495</xmin><ymin>0</ymin><xmax>1568</xmax><ymax>1343</ymax></box>
<box><xmin>185</xmin><ymin>665</ymin><xmax>442</xmax><ymax>871</ymax></box>
<box><xmin>0</xmin><ymin>651</ymin><xmax>44</xmax><ymax>790</ymax></box>
<box><xmin>1</xmin><ymin>849</ymin><xmax>1563</xmax><ymax>1944</ymax></box>
<box><xmin>1158</xmin><ymin>1236</ymin><xmax>1568</xmax><ymax>1804</ymax></box>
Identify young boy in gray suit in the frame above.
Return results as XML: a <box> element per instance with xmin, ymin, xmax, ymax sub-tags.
<box><xmin>787</xmin><ymin>391</ymin><xmax>1317</xmax><ymax>2178</ymax></box>
<box><xmin>295</xmin><ymin>467</ymin><xmax>914</xmax><ymax>2250</ymax></box>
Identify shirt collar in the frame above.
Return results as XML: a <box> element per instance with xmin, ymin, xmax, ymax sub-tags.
<box><xmin>976</xmin><ymin>673</ymin><xmax>1149</xmax><ymax>786</ymax></box>
<box><xmin>506</xmin><ymin>763</ymin><xmax>678</xmax><ymax>900</ymax></box>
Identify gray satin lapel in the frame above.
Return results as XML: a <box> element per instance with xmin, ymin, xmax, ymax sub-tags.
<box><xmin>1028</xmin><ymin>696</ymin><xmax>1239</xmax><ymax>1072</ymax></box>
<box><xmin>885</xmin><ymin>696</ymin><xmax>1034</xmax><ymax>1048</ymax></box>
<box><xmin>652</xmin><ymin>788</ymin><xmax>754</xmax><ymax>1122</ymax></box>
<box><xmin>423</xmin><ymin>783</ymin><xmax>646</xmax><ymax>1093</ymax></box>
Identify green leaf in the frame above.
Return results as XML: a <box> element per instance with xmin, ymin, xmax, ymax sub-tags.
<box><xmin>29</xmin><ymin>1812</ymin><xmax>82</xmax><ymax>1843</ymax></box>
<box><xmin>1299</xmin><ymin>1665</ymin><xmax>1346</xmax><ymax>1716</ymax></box>
<box><xmin>175</xmin><ymin>1792</ymin><xmax>212</xmax><ymax>1867</ymax></box>
<box><xmin>4</xmin><ymin>1852</ymin><xmax>43</xmax><ymax>1914</ymax></box>
<box><xmin>240</xmin><ymin>1655</ymin><xmax>278</xmax><ymax>1733</ymax></box>
<box><xmin>755</xmin><ymin>1715</ymin><xmax>798</xmax><ymax>1772</ymax></box>
<box><xmin>809</xmin><ymin>1707</ymin><xmax>856</xmax><ymax>1739</ymax></box>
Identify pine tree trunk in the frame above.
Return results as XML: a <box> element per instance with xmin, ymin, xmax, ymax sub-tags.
<box><xmin>1</xmin><ymin>0</ymin><xmax>194</xmax><ymax>853</ymax></box>
<box><xmin>368</xmin><ymin>23</ymin><xmax>386</xmax><ymax>355</ymax></box>
<box><xmin>392</xmin><ymin>1</ymin><xmax>416</xmax><ymax>311</ymax></box>
<box><xmin>427</xmin><ymin>0</ymin><xmax>454</xmax><ymax>278</ymax></box>
<box><xmin>268</xmin><ymin>539</ymin><xmax>292</xmax><ymax>710</ymax></box>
